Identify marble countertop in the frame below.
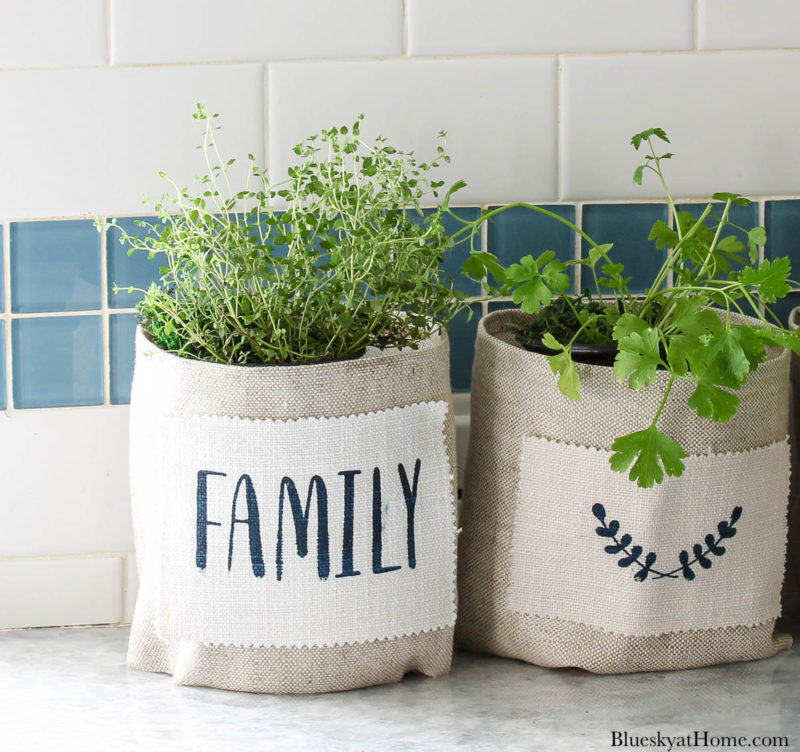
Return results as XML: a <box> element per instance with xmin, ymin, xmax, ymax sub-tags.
<box><xmin>0</xmin><ymin>625</ymin><xmax>797</xmax><ymax>752</ymax></box>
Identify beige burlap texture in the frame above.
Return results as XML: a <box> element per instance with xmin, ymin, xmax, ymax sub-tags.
<box><xmin>783</xmin><ymin>307</ymin><xmax>800</xmax><ymax>621</ymax></box>
<box><xmin>127</xmin><ymin>327</ymin><xmax>458</xmax><ymax>693</ymax></box>
<box><xmin>456</xmin><ymin>310</ymin><xmax>793</xmax><ymax>674</ymax></box>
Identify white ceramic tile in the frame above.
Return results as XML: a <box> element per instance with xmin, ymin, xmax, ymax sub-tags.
<box><xmin>0</xmin><ymin>557</ymin><xmax>123</xmax><ymax>628</ymax></box>
<box><xmin>561</xmin><ymin>52</ymin><xmax>800</xmax><ymax>200</ymax></box>
<box><xmin>0</xmin><ymin>0</ymin><xmax>106</xmax><ymax>69</ymax></box>
<box><xmin>270</xmin><ymin>59</ymin><xmax>557</xmax><ymax>205</ymax></box>
<box><xmin>0</xmin><ymin>65</ymin><xmax>263</xmax><ymax>219</ymax></box>
<box><xmin>0</xmin><ymin>408</ymin><xmax>133</xmax><ymax>557</ymax></box>
<box><xmin>698</xmin><ymin>0</ymin><xmax>800</xmax><ymax>50</ymax></box>
<box><xmin>123</xmin><ymin>554</ymin><xmax>138</xmax><ymax>624</ymax></box>
<box><xmin>111</xmin><ymin>0</ymin><xmax>402</xmax><ymax>64</ymax></box>
<box><xmin>408</xmin><ymin>0</ymin><xmax>692</xmax><ymax>56</ymax></box>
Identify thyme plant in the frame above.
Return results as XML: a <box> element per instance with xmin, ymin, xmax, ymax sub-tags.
<box><xmin>105</xmin><ymin>107</ymin><xmax>467</xmax><ymax>365</ymax></box>
<box><xmin>458</xmin><ymin>128</ymin><xmax>800</xmax><ymax>488</ymax></box>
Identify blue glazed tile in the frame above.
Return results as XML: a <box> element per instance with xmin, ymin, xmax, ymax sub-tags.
<box><xmin>766</xmin><ymin>201</ymin><xmax>800</xmax><ymax>272</ymax></box>
<box><xmin>110</xmin><ymin>314</ymin><xmax>138</xmax><ymax>404</ymax></box>
<box><xmin>409</xmin><ymin>207</ymin><xmax>482</xmax><ymax>295</ymax></box>
<box><xmin>766</xmin><ymin>290</ymin><xmax>800</xmax><ymax>329</ymax></box>
<box><xmin>488</xmin><ymin>300</ymin><xmax>520</xmax><ymax>313</ymax></box>
<box><xmin>449</xmin><ymin>303</ymin><xmax>480</xmax><ymax>392</ymax></box>
<box><xmin>679</xmin><ymin>202</ymin><xmax>759</xmax><ymax>271</ymax></box>
<box><xmin>581</xmin><ymin>204</ymin><xmax>668</xmax><ymax>295</ymax></box>
<box><xmin>0</xmin><ymin>326</ymin><xmax>5</xmax><ymax>411</ymax></box>
<box><xmin>11</xmin><ymin>221</ymin><xmax>101</xmax><ymax>313</ymax></box>
<box><xmin>12</xmin><ymin>316</ymin><xmax>103</xmax><ymax>408</ymax></box>
<box><xmin>107</xmin><ymin>217</ymin><xmax>165</xmax><ymax>309</ymax></box>
<box><xmin>487</xmin><ymin>204</ymin><xmax>576</xmax><ymax>284</ymax></box>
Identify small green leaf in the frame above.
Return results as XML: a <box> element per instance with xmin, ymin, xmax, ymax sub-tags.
<box><xmin>612</xmin><ymin>313</ymin><xmax>649</xmax><ymax>340</ymax></box>
<box><xmin>547</xmin><ymin>349</ymin><xmax>581</xmax><ymax>402</ymax></box>
<box><xmin>739</xmin><ymin>257</ymin><xmax>791</xmax><ymax>303</ymax></box>
<box><xmin>648</xmin><ymin>220</ymin><xmax>679</xmax><ymax>250</ymax></box>
<box><xmin>462</xmin><ymin>251</ymin><xmax>507</xmax><ymax>284</ymax></box>
<box><xmin>631</xmin><ymin>128</ymin><xmax>670</xmax><ymax>150</ymax></box>
<box><xmin>541</xmin><ymin>332</ymin><xmax>563</xmax><ymax>351</ymax></box>
<box><xmin>753</xmin><ymin>326</ymin><xmax>800</xmax><ymax>356</ymax></box>
<box><xmin>747</xmin><ymin>226</ymin><xmax>766</xmax><ymax>263</ymax></box>
<box><xmin>614</xmin><ymin>328</ymin><xmax>664</xmax><ymax>388</ymax></box>
<box><xmin>587</xmin><ymin>243</ymin><xmax>613</xmax><ymax>268</ymax></box>
<box><xmin>712</xmin><ymin>192</ymin><xmax>751</xmax><ymax>206</ymax></box>
<box><xmin>633</xmin><ymin>164</ymin><xmax>646</xmax><ymax>185</ymax></box>
<box><xmin>512</xmin><ymin>278</ymin><xmax>552</xmax><ymax>314</ymax></box>
<box><xmin>609</xmin><ymin>424</ymin><xmax>686</xmax><ymax>488</ymax></box>
<box><xmin>687</xmin><ymin>377</ymin><xmax>740</xmax><ymax>422</ymax></box>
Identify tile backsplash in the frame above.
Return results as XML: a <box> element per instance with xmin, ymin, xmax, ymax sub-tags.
<box><xmin>3</xmin><ymin>0</ymin><xmax>800</xmax><ymax>630</ymax></box>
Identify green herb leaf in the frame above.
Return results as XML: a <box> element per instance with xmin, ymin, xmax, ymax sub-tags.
<box><xmin>633</xmin><ymin>164</ymin><xmax>646</xmax><ymax>185</ymax></box>
<box><xmin>668</xmin><ymin>296</ymin><xmax>722</xmax><ymax>340</ymax></box>
<box><xmin>631</xmin><ymin>128</ymin><xmax>670</xmax><ymax>150</ymax></box>
<box><xmin>752</xmin><ymin>326</ymin><xmax>800</xmax><ymax>356</ymax></box>
<box><xmin>692</xmin><ymin>327</ymin><xmax>764</xmax><ymax>388</ymax></box>
<box><xmin>612</xmin><ymin>313</ymin><xmax>649</xmax><ymax>340</ymax></box>
<box><xmin>609</xmin><ymin>425</ymin><xmax>686</xmax><ymax>488</ymax></box>
<box><xmin>712</xmin><ymin>192</ymin><xmax>751</xmax><ymax>206</ymax></box>
<box><xmin>687</xmin><ymin>376</ymin><xmax>740</xmax><ymax>422</ymax></box>
<box><xmin>614</xmin><ymin>328</ymin><xmax>664</xmax><ymax>388</ymax></box>
<box><xmin>545</xmin><ymin>344</ymin><xmax>581</xmax><ymax>402</ymax></box>
<box><xmin>587</xmin><ymin>243</ymin><xmax>614</xmax><ymax>268</ymax></box>
<box><xmin>739</xmin><ymin>257</ymin><xmax>791</xmax><ymax>303</ymax></box>
<box><xmin>463</xmin><ymin>251</ymin><xmax>506</xmax><ymax>284</ymax></box>
<box><xmin>747</xmin><ymin>226</ymin><xmax>767</xmax><ymax>263</ymax></box>
<box><xmin>512</xmin><ymin>278</ymin><xmax>552</xmax><ymax>314</ymax></box>
<box><xmin>648</xmin><ymin>220</ymin><xmax>679</xmax><ymax>250</ymax></box>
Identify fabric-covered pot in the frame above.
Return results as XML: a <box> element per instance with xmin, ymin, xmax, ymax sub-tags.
<box><xmin>457</xmin><ymin>309</ymin><xmax>793</xmax><ymax>674</ymax></box>
<box><xmin>782</xmin><ymin>306</ymin><xmax>800</xmax><ymax>622</ymax></box>
<box><xmin>127</xmin><ymin>327</ymin><xmax>457</xmax><ymax>693</ymax></box>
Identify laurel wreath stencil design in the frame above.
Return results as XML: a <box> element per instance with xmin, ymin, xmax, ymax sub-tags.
<box><xmin>591</xmin><ymin>503</ymin><xmax>742</xmax><ymax>582</ymax></box>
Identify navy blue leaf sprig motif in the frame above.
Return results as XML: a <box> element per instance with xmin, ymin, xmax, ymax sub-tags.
<box><xmin>591</xmin><ymin>503</ymin><xmax>742</xmax><ymax>583</ymax></box>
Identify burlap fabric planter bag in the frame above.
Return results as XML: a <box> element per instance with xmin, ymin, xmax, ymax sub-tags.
<box><xmin>457</xmin><ymin>309</ymin><xmax>793</xmax><ymax>674</ymax></box>
<box><xmin>782</xmin><ymin>306</ymin><xmax>800</xmax><ymax>622</ymax></box>
<box><xmin>127</xmin><ymin>327</ymin><xmax>458</xmax><ymax>693</ymax></box>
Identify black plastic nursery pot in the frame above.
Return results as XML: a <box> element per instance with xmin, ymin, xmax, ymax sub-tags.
<box><xmin>457</xmin><ymin>309</ymin><xmax>793</xmax><ymax>674</ymax></box>
<box><xmin>126</xmin><ymin>327</ymin><xmax>458</xmax><ymax>693</ymax></box>
<box><xmin>514</xmin><ymin>332</ymin><xmax>618</xmax><ymax>367</ymax></box>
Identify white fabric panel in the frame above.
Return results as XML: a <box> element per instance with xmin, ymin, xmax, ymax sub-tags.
<box><xmin>145</xmin><ymin>403</ymin><xmax>455</xmax><ymax>647</ymax></box>
<box><xmin>508</xmin><ymin>436</ymin><xmax>789</xmax><ymax>636</ymax></box>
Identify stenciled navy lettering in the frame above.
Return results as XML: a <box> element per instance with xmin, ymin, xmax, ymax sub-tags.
<box><xmin>276</xmin><ymin>475</ymin><xmax>330</xmax><ymax>581</ymax></box>
<box><xmin>372</xmin><ymin>467</ymin><xmax>402</xmax><ymax>575</ymax></box>
<box><xmin>398</xmin><ymin>459</ymin><xmax>421</xmax><ymax>569</ymax></box>
<box><xmin>335</xmin><ymin>470</ymin><xmax>362</xmax><ymax>578</ymax></box>
<box><xmin>196</xmin><ymin>470</ymin><xmax>225</xmax><ymax>570</ymax></box>
<box><xmin>228</xmin><ymin>474</ymin><xmax>266</xmax><ymax>578</ymax></box>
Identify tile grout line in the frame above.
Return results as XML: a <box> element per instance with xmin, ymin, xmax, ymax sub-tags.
<box><xmin>105</xmin><ymin>0</ymin><xmax>112</xmax><ymax>64</ymax></box>
<box><xmin>402</xmin><ymin>0</ymin><xmax>409</xmax><ymax>56</ymax></box>
<box><xmin>100</xmin><ymin>219</ymin><xmax>111</xmax><ymax>406</ymax></box>
<box><xmin>6</xmin><ymin>196</ymin><xmax>800</xmax><ymax>225</ymax></box>
<box><xmin>3</xmin><ymin>222</ymin><xmax>12</xmax><ymax>411</ymax></box>
<box><xmin>0</xmin><ymin>551</ymin><xmax>134</xmax><ymax>564</ymax></box>
<box><xmin>573</xmin><ymin>202</ymin><xmax>583</xmax><ymax>295</ymax></box>
<box><xmin>4</xmin><ymin>309</ymin><xmax>137</xmax><ymax>319</ymax></box>
<box><xmin>5</xmin><ymin>47</ymin><xmax>800</xmax><ymax>74</ymax></box>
